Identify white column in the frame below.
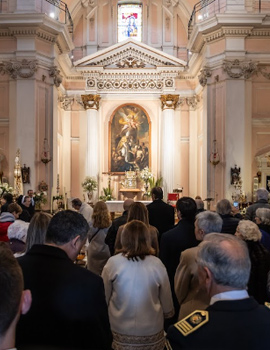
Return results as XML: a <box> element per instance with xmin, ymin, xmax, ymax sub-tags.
<box><xmin>160</xmin><ymin>95</ymin><xmax>179</xmax><ymax>198</ymax></box>
<box><xmin>86</xmin><ymin>108</ymin><xmax>99</xmax><ymax>178</ymax></box>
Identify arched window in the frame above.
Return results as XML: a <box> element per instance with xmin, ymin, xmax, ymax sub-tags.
<box><xmin>117</xmin><ymin>3</ymin><xmax>142</xmax><ymax>42</ymax></box>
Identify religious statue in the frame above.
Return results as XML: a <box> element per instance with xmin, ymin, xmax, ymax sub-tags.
<box><xmin>231</xmin><ymin>165</ymin><xmax>241</xmax><ymax>185</ymax></box>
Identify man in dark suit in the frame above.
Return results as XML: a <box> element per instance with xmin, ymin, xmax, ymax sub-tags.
<box><xmin>105</xmin><ymin>198</ymin><xmax>134</xmax><ymax>255</ymax></box>
<box><xmin>166</xmin><ymin>233</ymin><xmax>270</xmax><ymax>350</ymax></box>
<box><xmin>16</xmin><ymin>210</ymin><xmax>112</xmax><ymax>350</ymax></box>
<box><xmin>160</xmin><ymin>197</ymin><xmax>199</xmax><ymax>325</ymax></box>
<box><xmin>146</xmin><ymin>187</ymin><xmax>175</xmax><ymax>241</ymax></box>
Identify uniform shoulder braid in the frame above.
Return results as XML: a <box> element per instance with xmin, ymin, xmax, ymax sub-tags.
<box><xmin>174</xmin><ymin>310</ymin><xmax>209</xmax><ymax>336</ymax></box>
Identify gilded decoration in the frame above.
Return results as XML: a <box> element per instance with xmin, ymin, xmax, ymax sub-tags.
<box><xmin>222</xmin><ymin>59</ymin><xmax>258</xmax><ymax>79</ymax></box>
<box><xmin>160</xmin><ymin>94</ymin><xmax>179</xmax><ymax>110</ymax></box>
<box><xmin>49</xmin><ymin>67</ymin><xmax>62</xmax><ymax>87</ymax></box>
<box><xmin>81</xmin><ymin>94</ymin><xmax>101</xmax><ymax>110</ymax></box>
<box><xmin>198</xmin><ymin>67</ymin><xmax>212</xmax><ymax>87</ymax></box>
<box><xmin>0</xmin><ymin>59</ymin><xmax>37</xmax><ymax>79</ymax></box>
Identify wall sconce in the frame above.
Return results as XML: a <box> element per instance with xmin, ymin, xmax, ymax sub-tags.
<box><xmin>41</xmin><ymin>138</ymin><xmax>51</xmax><ymax>164</ymax></box>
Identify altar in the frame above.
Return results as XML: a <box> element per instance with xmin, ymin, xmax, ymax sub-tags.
<box><xmin>119</xmin><ymin>188</ymin><xmax>143</xmax><ymax>200</ymax></box>
<box><xmin>105</xmin><ymin>200</ymin><xmax>152</xmax><ymax>213</ymax></box>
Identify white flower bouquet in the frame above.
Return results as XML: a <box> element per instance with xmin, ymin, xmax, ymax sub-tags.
<box><xmin>0</xmin><ymin>183</ymin><xmax>14</xmax><ymax>196</ymax></box>
<box><xmin>140</xmin><ymin>167</ymin><xmax>153</xmax><ymax>183</ymax></box>
<box><xmin>81</xmin><ymin>176</ymin><xmax>98</xmax><ymax>192</ymax></box>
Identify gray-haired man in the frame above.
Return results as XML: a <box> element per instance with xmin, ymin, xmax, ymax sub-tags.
<box><xmin>174</xmin><ymin>211</ymin><xmax>223</xmax><ymax>319</ymax></box>
<box><xmin>166</xmin><ymin>233</ymin><xmax>270</xmax><ymax>349</ymax></box>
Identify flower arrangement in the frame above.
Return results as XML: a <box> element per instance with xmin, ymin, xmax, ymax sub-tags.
<box><xmin>81</xmin><ymin>176</ymin><xmax>98</xmax><ymax>193</ymax></box>
<box><xmin>140</xmin><ymin>167</ymin><xmax>153</xmax><ymax>184</ymax></box>
<box><xmin>53</xmin><ymin>195</ymin><xmax>63</xmax><ymax>202</ymax></box>
<box><xmin>0</xmin><ymin>183</ymin><xmax>14</xmax><ymax>196</ymax></box>
<box><xmin>99</xmin><ymin>187</ymin><xmax>115</xmax><ymax>201</ymax></box>
<box><xmin>33</xmin><ymin>191</ymin><xmax>47</xmax><ymax>205</ymax></box>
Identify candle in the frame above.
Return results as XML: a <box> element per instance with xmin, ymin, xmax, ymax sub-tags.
<box><xmin>51</xmin><ymin>188</ymin><xmax>54</xmax><ymax>214</ymax></box>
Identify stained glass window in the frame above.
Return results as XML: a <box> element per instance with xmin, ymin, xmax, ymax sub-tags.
<box><xmin>118</xmin><ymin>4</ymin><xmax>142</xmax><ymax>42</ymax></box>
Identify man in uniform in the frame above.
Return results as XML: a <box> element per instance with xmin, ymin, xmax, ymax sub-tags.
<box><xmin>166</xmin><ymin>233</ymin><xmax>270</xmax><ymax>350</ymax></box>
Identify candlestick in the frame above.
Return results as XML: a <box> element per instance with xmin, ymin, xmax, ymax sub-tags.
<box><xmin>50</xmin><ymin>188</ymin><xmax>53</xmax><ymax>214</ymax></box>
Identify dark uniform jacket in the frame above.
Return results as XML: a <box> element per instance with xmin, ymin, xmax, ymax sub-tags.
<box><xmin>105</xmin><ymin>210</ymin><xmax>128</xmax><ymax>255</ymax></box>
<box><xmin>16</xmin><ymin>244</ymin><xmax>112</xmax><ymax>350</ymax></box>
<box><xmin>166</xmin><ymin>298</ymin><xmax>270</xmax><ymax>350</ymax></box>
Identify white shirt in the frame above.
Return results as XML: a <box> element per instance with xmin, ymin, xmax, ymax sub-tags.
<box><xmin>79</xmin><ymin>202</ymin><xmax>93</xmax><ymax>224</ymax></box>
<box><xmin>210</xmin><ymin>290</ymin><xmax>249</xmax><ymax>305</ymax></box>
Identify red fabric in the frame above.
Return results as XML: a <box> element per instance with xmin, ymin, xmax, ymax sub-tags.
<box><xmin>0</xmin><ymin>221</ymin><xmax>12</xmax><ymax>242</ymax></box>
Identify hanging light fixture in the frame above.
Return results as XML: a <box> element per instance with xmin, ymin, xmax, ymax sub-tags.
<box><xmin>41</xmin><ymin>138</ymin><xmax>51</xmax><ymax>164</ymax></box>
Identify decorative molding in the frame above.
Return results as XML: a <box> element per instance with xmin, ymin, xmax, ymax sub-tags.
<box><xmin>160</xmin><ymin>94</ymin><xmax>179</xmax><ymax>110</ymax></box>
<box><xmin>85</xmin><ymin>73</ymin><xmax>176</xmax><ymax>92</ymax></box>
<box><xmin>49</xmin><ymin>66</ymin><xmax>62</xmax><ymax>87</ymax></box>
<box><xmin>0</xmin><ymin>28</ymin><xmax>57</xmax><ymax>43</ymax></box>
<box><xmin>198</xmin><ymin>67</ymin><xmax>212</xmax><ymax>87</ymax></box>
<box><xmin>116</xmin><ymin>57</ymin><xmax>146</xmax><ymax>68</ymax></box>
<box><xmin>222</xmin><ymin>59</ymin><xmax>258</xmax><ymax>79</ymax></box>
<box><xmin>259</xmin><ymin>66</ymin><xmax>270</xmax><ymax>80</ymax></box>
<box><xmin>81</xmin><ymin>94</ymin><xmax>101</xmax><ymax>110</ymax></box>
<box><xmin>186</xmin><ymin>95</ymin><xmax>200</xmax><ymax>109</ymax></box>
<box><xmin>81</xmin><ymin>0</ymin><xmax>95</xmax><ymax>7</ymax></box>
<box><xmin>177</xmin><ymin>97</ymin><xmax>186</xmax><ymax>107</ymax></box>
<box><xmin>0</xmin><ymin>59</ymin><xmax>37</xmax><ymax>79</ymax></box>
<box><xmin>58</xmin><ymin>95</ymin><xmax>74</xmax><ymax>111</ymax></box>
<box><xmin>75</xmin><ymin>95</ymin><xmax>85</xmax><ymax>110</ymax></box>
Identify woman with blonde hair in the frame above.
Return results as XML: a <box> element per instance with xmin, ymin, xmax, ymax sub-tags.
<box><xmin>25</xmin><ymin>211</ymin><xmax>52</xmax><ymax>252</ymax></box>
<box><xmin>102</xmin><ymin>220</ymin><xmax>174</xmax><ymax>350</ymax></box>
<box><xmin>236</xmin><ymin>220</ymin><xmax>270</xmax><ymax>303</ymax></box>
<box><xmin>87</xmin><ymin>201</ymin><xmax>111</xmax><ymax>275</ymax></box>
<box><xmin>115</xmin><ymin>201</ymin><xmax>159</xmax><ymax>255</ymax></box>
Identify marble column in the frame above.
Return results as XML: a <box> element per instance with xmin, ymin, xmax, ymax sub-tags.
<box><xmin>82</xmin><ymin>94</ymin><xmax>101</xmax><ymax>182</ymax></box>
<box><xmin>160</xmin><ymin>94</ymin><xmax>179</xmax><ymax>198</ymax></box>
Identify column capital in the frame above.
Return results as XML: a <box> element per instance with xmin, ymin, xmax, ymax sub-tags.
<box><xmin>160</xmin><ymin>94</ymin><xmax>179</xmax><ymax>110</ymax></box>
<box><xmin>81</xmin><ymin>94</ymin><xmax>101</xmax><ymax>110</ymax></box>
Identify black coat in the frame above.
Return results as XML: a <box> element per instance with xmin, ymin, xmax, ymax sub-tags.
<box><xmin>105</xmin><ymin>210</ymin><xmax>128</xmax><ymax>255</ymax></box>
<box><xmin>160</xmin><ymin>219</ymin><xmax>199</xmax><ymax>325</ymax></box>
<box><xmin>146</xmin><ymin>199</ymin><xmax>175</xmax><ymax>239</ymax></box>
<box><xmin>16</xmin><ymin>245</ymin><xmax>112</xmax><ymax>350</ymax></box>
<box><xmin>219</xmin><ymin>214</ymin><xmax>241</xmax><ymax>234</ymax></box>
<box><xmin>166</xmin><ymin>298</ymin><xmax>270</xmax><ymax>350</ymax></box>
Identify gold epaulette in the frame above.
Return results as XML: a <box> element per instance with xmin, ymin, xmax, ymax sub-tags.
<box><xmin>174</xmin><ymin>310</ymin><xmax>209</xmax><ymax>336</ymax></box>
<box><xmin>264</xmin><ymin>302</ymin><xmax>270</xmax><ymax>309</ymax></box>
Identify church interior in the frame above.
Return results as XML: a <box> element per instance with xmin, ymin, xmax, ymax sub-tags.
<box><xmin>0</xmin><ymin>0</ymin><xmax>270</xmax><ymax>210</ymax></box>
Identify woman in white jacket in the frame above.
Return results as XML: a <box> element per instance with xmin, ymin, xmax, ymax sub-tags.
<box><xmin>102</xmin><ymin>220</ymin><xmax>174</xmax><ymax>350</ymax></box>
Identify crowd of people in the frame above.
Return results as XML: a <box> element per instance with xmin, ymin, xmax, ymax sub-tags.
<box><xmin>0</xmin><ymin>187</ymin><xmax>270</xmax><ymax>349</ymax></box>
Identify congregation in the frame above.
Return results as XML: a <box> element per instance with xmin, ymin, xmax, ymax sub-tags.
<box><xmin>1</xmin><ymin>187</ymin><xmax>270</xmax><ymax>349</ymax></box>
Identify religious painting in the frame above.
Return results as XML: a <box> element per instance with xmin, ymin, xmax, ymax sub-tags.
<box><xmin>117</xmin><ymin>4</ymin><xmax>142</xmax><ymax>42</ymax></box>
<box><xmin>109</xmin><ymin>104</ymin><xmax>150</xmax><ymax>174</ymax></box>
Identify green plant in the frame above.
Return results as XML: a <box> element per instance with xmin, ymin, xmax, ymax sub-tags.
<box><xmin>148</xmin><ymin>176</ymin><xmax>163</xmax><ymax>190</ymax></box>
<box><xmin>99</xmin><ymin>187</ymin><xmax>115</xmax><ymax>201</ymax></box>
